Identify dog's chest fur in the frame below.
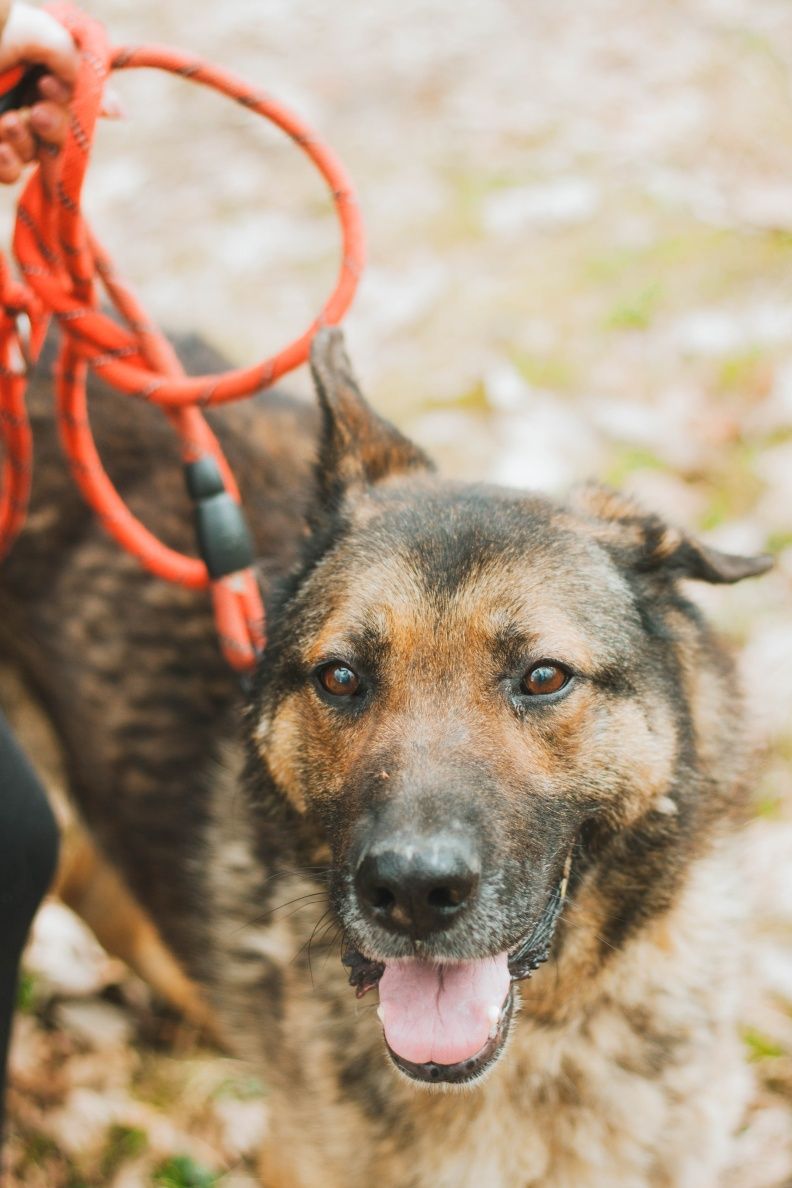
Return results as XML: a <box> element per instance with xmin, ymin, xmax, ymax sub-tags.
<box><xmin>201</xmin><ymin>747</ymin><xmax>751</xmax><ymax>1188</ymax></box>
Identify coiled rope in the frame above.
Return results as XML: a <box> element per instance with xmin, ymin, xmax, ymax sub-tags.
<box><xmin>0</xmin><ymin>1</ymin><xmax>365</xmax><ymax>671</ymax></box>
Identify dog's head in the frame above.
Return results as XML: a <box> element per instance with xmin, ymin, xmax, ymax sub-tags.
<box><xmin>249</xmin><ymin>328</ymin><xmax>771</xmax><ymax>1086</ymax></box>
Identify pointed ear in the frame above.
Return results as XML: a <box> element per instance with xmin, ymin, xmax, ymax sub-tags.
<box><xmin>310</xmin><ymin>327</ymin><xmax>433</xmax><ymax>504</ymax></box>
<box><xmin>571</xmin><ymin>484</ymin><xmax>773</xmax><ymax>585</ymax></box>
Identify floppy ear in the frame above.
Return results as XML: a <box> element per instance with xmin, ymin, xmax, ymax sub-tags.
<box><xmin>571</xmin><ymin>484</ymin><xmax>773</xmax><ymax>584</ymax></box>
<box><xmin>310</xmin><ymin>327</ymin><xmax>433</xmax><ymax>505</ymax></box>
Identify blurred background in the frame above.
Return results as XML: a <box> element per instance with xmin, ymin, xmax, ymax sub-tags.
<box><xmin>4</xmin><ymin>0</ymin><xmax>792</xmax><ymax>1184</ymax></box>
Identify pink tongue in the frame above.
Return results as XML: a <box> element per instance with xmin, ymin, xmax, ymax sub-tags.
<box><xmin>377</xmin><ymin>953</ymin><xmax>511</xmax><ymax>1066</ymax></box>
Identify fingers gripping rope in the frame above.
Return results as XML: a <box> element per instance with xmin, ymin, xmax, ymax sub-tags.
<box><xmin>0</xmin><ymin>2</ymin><xmax>365</xmax><ymax>673</ymax></box>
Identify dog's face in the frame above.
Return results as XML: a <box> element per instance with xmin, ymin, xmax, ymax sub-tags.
<box><xmin>250</xmin><ymin>329</ymin><xmax>770</xmax><ymax>1086</ymax></box>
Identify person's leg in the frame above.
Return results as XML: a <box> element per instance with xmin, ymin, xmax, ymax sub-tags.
<box><xmin>0</xmin><ymin>709</ymin><xmax>59</xmax><ymax>1138</ymax></box>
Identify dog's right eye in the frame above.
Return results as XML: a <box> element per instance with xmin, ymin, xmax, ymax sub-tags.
<box><xmin>521</xmin><ymin>663</ymin><xmax>570</xmax><ymax>696</ymax></box>
<box><xmin>316</xmin><ymin>663</ymin><xmax>361</xmax><ymax>698</ymax></box>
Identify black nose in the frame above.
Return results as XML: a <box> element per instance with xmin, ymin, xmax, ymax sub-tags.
<box><xmin>355</xmin><ymin>836</ymin><xmax>481</xmax><ymax>938</ymax></box>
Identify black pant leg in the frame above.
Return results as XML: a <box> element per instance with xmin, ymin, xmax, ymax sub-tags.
<box><xmin>0</xmin><ymin>710</ymin><xmax>59</xmax><ymax>1139</ymax></box>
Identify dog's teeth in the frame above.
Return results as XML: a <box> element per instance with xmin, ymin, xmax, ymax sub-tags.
<box><xmin>376</xmin><ymin>1005</ymin><xmax>385</xmax><ymax>1024</ymax></box>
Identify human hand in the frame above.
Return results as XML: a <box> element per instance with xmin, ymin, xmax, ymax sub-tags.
<box><xmin>0</xmin><ymin>2</ymin><xmax>77</xmax><ymax>183</ymax></box>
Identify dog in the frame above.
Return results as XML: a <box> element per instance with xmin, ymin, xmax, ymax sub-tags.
<box><xmin>0</xmin><ymin>326</ymin><xmax>772</xmax><ymax>1187</ymax></box>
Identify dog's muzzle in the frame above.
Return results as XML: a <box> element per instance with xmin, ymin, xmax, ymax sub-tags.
<box><xmin>342</xmin><ymin>853</ymin><xmax>572</xmax><ymax>1086</ymax></box>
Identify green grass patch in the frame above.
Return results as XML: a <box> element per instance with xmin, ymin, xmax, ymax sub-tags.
<box><xmin>715</xmin><ymin>349</ymin><xmax>766</xmax><ymax>392</ymax></box>
<box><xmin>16</xmin><ymin>969</ymin><xmax>37</xmax><ymax>1013</ymax></box>
<box><xmin>697</xmin><ymin>444</ymin><xmax>763</xmax><ymax>531</ymax></box>
<box><xmin>766</xmin><ymin>530</ymin><xmax>792</xmax><ymax>555</ymax></box>
<box><xmin>437</xmin><ymin>166</ymin><xmax>526</xmax><ymax>242</ymax></box>
<box><xmin>604</xmin><ymin>282</ymin><xmax>663</xmax><ymax>331</ymax></box>
<box><xmin>153</xmin><ymin>1155</ymin><xmax>219</xmax><ymax>1188</ymax></box>
<box><xmin>100</xmin><ymin>1124</ymin><xmax>148</xmax><ymax>1179</ymax></box>
<box><xmin>451</xmin><ymin>379</ymin><xmax>489</xmax><ymax>412</ymax></box>
<box><xmin>510</xmin><ymin>351</ymin><xmax>575</xmax><ymax>391</ymax></box>
<box><xmin>584</xmin><ymin>244</ymin><xmax>642</xmax><ymax>284</ymax></box>
<box><xmin>583</xmin><ymin>222</ymin><xmax>792</xmax><ymax>334</ymax></box>
<box><xmin>604</xmin><ymin>446</ymin><xmax>666</xmax><ymax>487</ymax></box>
<box><xmin>752</xmin><ymin>793</ymin><xmax>785</xmax><ymax>820</ymax></box>
<box><xmin>743</xmin><ymin>1028</ymin><xmax>786</xmax><ymax>1062</ymax></box>
<box><xmin>698</xmin><ymin>489</ymin><xmax>733</xmax><ymax>532</ymax></box>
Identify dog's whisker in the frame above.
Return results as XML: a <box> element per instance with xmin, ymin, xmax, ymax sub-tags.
<box><xmin>313</xmin><ymin>917</ymin><xmax>344</xmax><ymax>956</ymax></box>
<box><xmin>318</xmin><ymin>925</ymin><xmax>345</xmax><ymax>973</ymax></box>
<box><xmin>298</xmin><ymin>909</ymin><xmax>336</xmax><ymax>989</ymax></box>
<box><xmin>272</xmin><ymin>898</ymin><xmax>331</xmax><ymax>928</ymax></box>
<box><xmin>232</xmin><ymin>891</ymin><xmax>327</xmax><ymax>934</ymax></box>
<box><xmin>252</xmin><ymin>864</ymin><xmax>330</xmax><ymax>893</ymax></box>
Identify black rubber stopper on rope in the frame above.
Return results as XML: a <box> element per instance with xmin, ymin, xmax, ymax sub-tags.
<box><xmin>185</xmin><ymin>455</ymin><xmax>255</xmax><ymax>579</ymax></box>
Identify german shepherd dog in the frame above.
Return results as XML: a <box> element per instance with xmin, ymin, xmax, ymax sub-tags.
<box><xmin>0</xmin><ymin>328</ymin><xmax>771</xmax><ymax>1186</ymax></box>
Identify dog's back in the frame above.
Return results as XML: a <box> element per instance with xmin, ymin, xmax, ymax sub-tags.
<box><xmin>0</xmin><ymin>335</ymin><xmax>317</xmax><ymax>966</ymax></box>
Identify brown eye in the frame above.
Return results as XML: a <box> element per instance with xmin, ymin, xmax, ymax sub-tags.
<box><xmin>317</xmin><ymin>663</ymin><xmax>361</xmax><ymax>697</ymax></box>
<box><xmin>521</xmin><ymin>663</ymin><xmax>570</xmax><ymax>696</ymax></box>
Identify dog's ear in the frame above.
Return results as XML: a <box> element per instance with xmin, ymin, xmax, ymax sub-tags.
<box><xmin>310</xmin><ymin>327</ymin><xmax>433</xmax><ymax>503</ymax></box>
<box><xmin>572</xmin><ymin>484</ymin><xmax>773</xmax><ymax>584</ymax></box>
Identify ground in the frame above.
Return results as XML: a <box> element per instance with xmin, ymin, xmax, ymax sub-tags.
<box><xmin>2</xmin><ymin>0</ymin><xmax>792</xmax><ymax>1183</ymax></box>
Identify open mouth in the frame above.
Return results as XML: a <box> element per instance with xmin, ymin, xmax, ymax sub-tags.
<box><xmin>342</xmin><ymin>861</ymin><xmax>570</xmax><ymax>1086</ymax></box>
<box><xmin>385</xmin><ymin>978</ymin><xmax>515</xmax><ymax>1085</ymax></box>
<box><xmin>344</xmin><ymin>948</ymin><xmax>525</xmax><ymax>1085</ymax></box>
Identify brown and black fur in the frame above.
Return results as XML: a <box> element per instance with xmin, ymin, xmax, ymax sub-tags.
<box><xmin>0</xmin><ymin>328</ymin><xmax>771</xmax><ymax>1186</ymax></box>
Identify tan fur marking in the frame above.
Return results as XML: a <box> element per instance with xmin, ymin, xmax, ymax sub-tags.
<box><xmin>263</xmin><ymin>698</ymin><xmax>309</xmax><ymax>813</ymax></box>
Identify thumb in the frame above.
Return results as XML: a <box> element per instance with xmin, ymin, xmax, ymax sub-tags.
<box><xmin>0</xmin><ymin>4</ymin><xmax>77</xmax><ymax>86</ymax></box>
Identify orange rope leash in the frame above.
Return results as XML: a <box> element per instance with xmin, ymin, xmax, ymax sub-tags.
<box><xmin>0</xmin><ymin>2</ymin><xmax>365</xmax><ymax>672</ymax></box>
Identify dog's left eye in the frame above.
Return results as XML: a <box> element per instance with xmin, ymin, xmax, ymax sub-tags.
<box><xmin>520</xmin><ymin>663</ymin><xmax>571</xmax><ymax>696</ymax></box>
<box><xmin>316</xmin><ymin>663</ymin><xmax>361</xmax><ymax>698</ymax></box>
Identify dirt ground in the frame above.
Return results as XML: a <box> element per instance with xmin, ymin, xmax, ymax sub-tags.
<box><xmin>2</xmin><ymin>0</ymin><xmax>792</xmax><ymax>1184</ymax></box>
